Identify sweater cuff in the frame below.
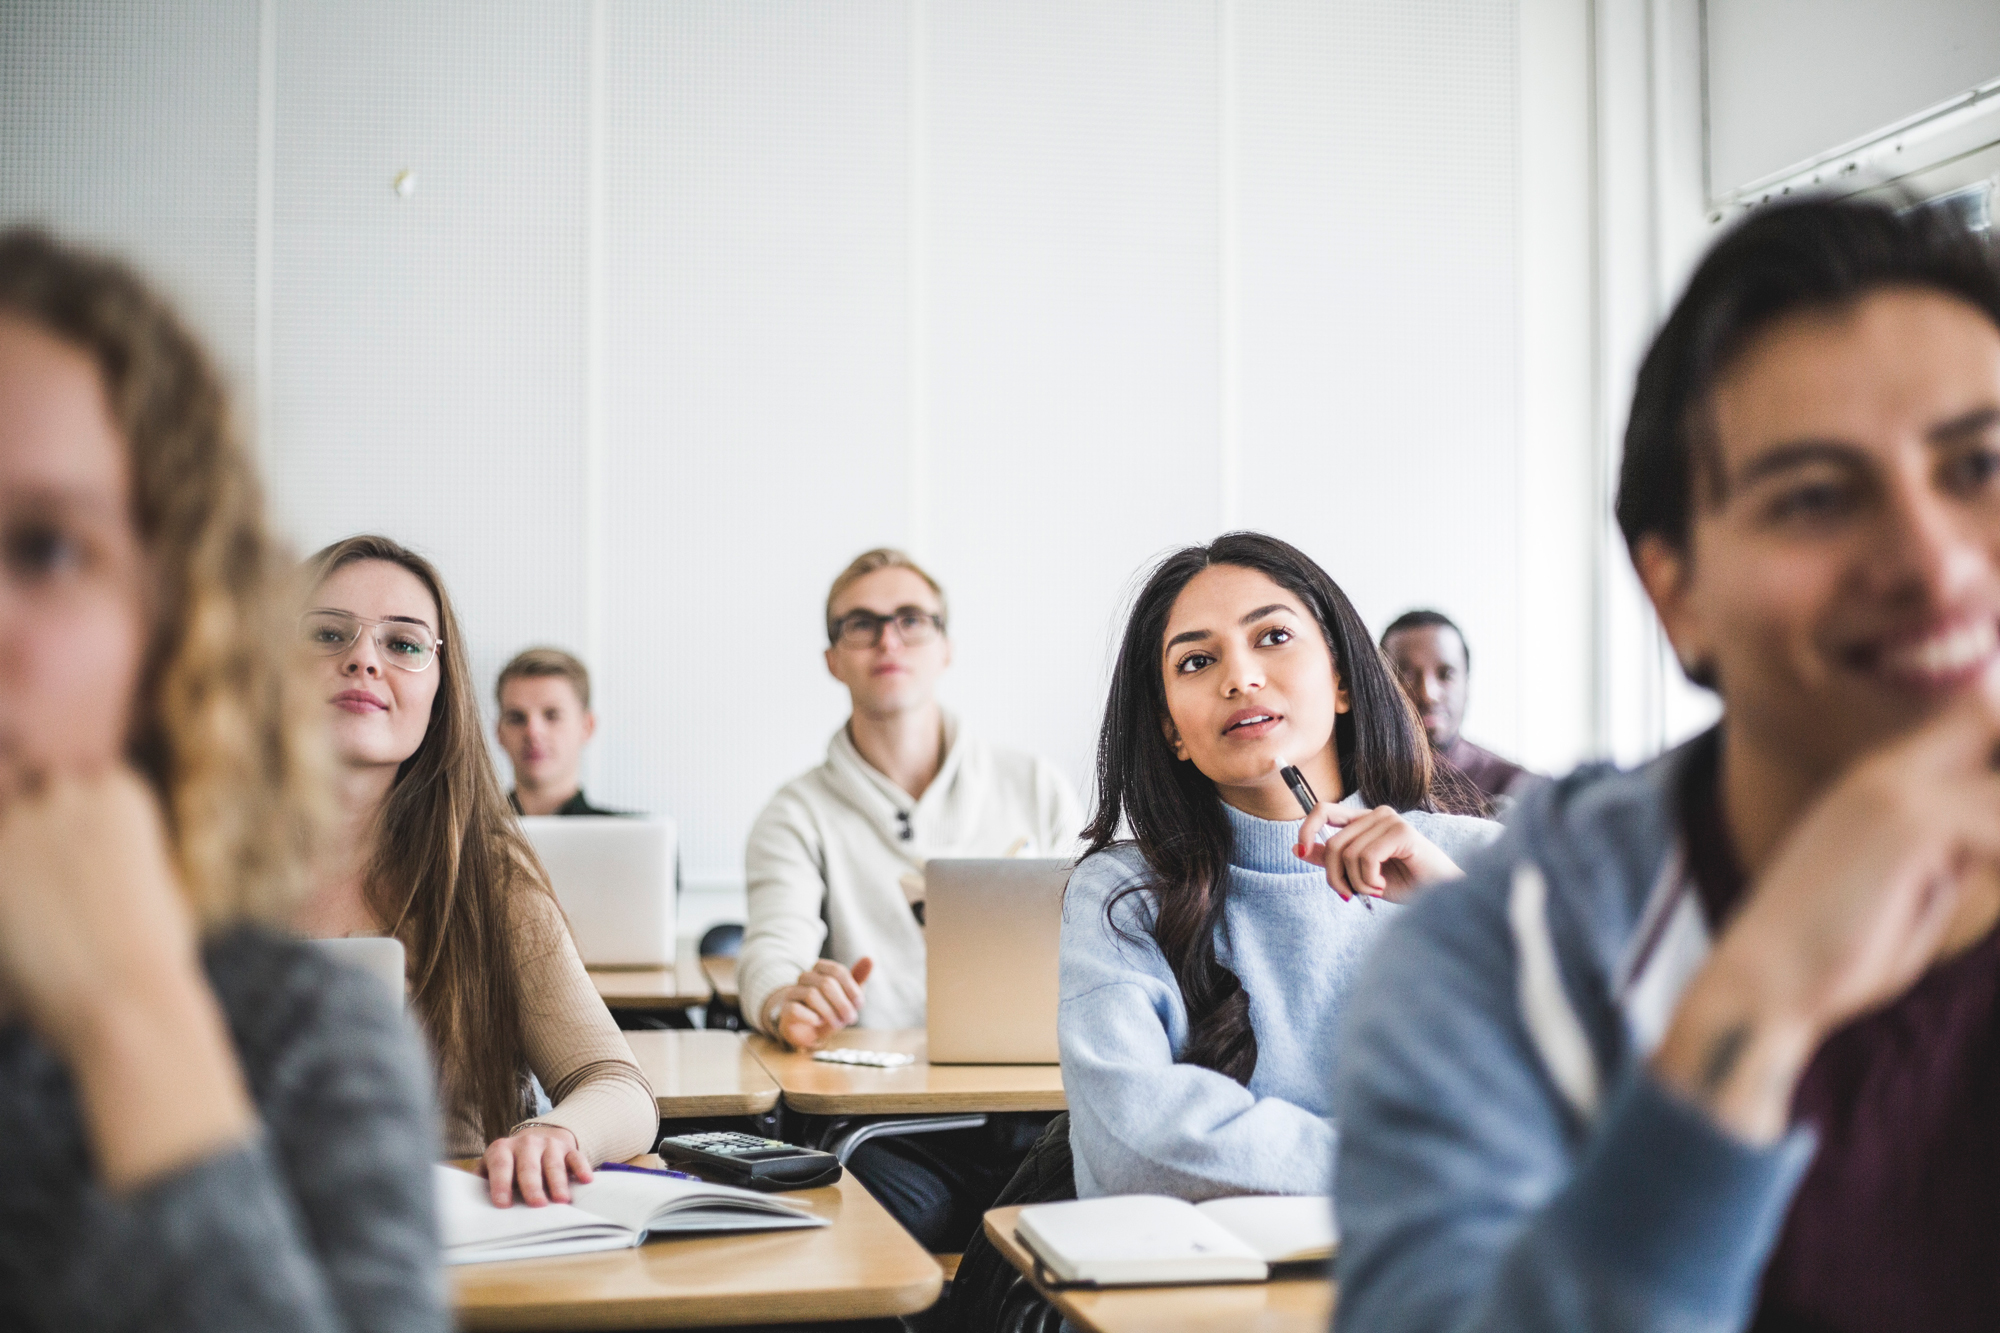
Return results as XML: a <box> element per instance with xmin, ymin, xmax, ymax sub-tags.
<box><xmin>516</xmin><ymin>1075</ymin><xmax>661</xmax><ymax>1165</ymax></box>
<box><xmin>735</xmin><ymin>962</ymin><xmax>787</xmax><ymax>1038</ymax></box>
<box><xmin>1554</xmin><ymin>1064</ymin><xmax>1814</xmax><ymax>1320</ymax></box>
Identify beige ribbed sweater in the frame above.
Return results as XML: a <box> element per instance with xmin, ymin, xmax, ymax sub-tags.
<box><xmin>431</xmin><ymin>887</ymin><xmax>657</xmax><ymax>1164</ymax></box>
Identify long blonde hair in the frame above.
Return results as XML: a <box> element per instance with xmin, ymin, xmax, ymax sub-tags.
<box><xmin>0</xmin><ymin>227</ymin><xmax>325</xmax><ymax>928</ymax></box>
<box><xmin>305</xmin><ymin>534</ymin><xmax>556</xmax><ymax>1143</ymax></box>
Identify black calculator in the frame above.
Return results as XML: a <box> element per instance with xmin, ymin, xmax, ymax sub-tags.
<box><xmin>655</xmin><ymin>1131</ymin><xmax>844</xmax><ymax>1192</ymax></box>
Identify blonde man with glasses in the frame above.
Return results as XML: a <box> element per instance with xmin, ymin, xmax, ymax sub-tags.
<box><xmin>741</xmin><ymin>548</ymin><xmax>1080</xmax><ymax>1249</ymax></box>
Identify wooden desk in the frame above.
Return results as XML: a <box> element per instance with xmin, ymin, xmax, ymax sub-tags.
<box><xmin>589</xmin><ymin>939</ymin><xmax>710</xmax><ymax>1011</ymax></box>
<box><xmin>747</xmin><ymin>1027</ymin><xmax>1066</xmax><ymax>1115</ymax></box>
<box><xmin>982</xmin><ymin>1205</ymin><xmax>1334</xmax><ymax>1333</ymax></box>
<box><xmin>700</xmin><ymin>953</ymin><xmax>739</xmax><ymax>1003</ymax></box>
<box><xmin>451</xmin><ymin>1156</ymin><xmax>943</xmax><ymax>1330</ymax></box>
<box><xmin>589</xmin><ymin>966</ymin><xmax>710</xmax><ymax>1009</ymax></box>
<box><xmin>623</xmin><ymin>1030</ymin><xmax>779</xmax><ymax>1119</ymax></box>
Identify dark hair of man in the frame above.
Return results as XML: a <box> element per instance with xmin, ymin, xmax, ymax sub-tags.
<box><xmin>1380</xmin><ymin>608</ymin><xmax>1468</xmax><ymax>665</ymax></box>
<box><xmin>1617</xmin><ymin>194</ymin><xmax>2000</xmax><ymax>560</ymax></box>
<box><xmin>1083</xmin><ymin>532</ymin><xmax>1440</xmax><ymax>1086</ymax></box>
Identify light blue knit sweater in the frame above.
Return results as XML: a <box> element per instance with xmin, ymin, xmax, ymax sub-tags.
<box><xmin>1060</xmin><ymin>795</ymin><xmax>1500</xmax><ymax>1200</ymax></box>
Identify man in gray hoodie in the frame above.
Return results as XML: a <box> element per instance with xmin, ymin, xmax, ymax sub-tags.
<box><xmin>1334</xmin><ymin>196</ymin><xmax>2000</xmax><ymax>1333</ymax></box>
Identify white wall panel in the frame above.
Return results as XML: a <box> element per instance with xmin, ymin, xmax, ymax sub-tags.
<box><xmin>1235</xmin><ymin>0</ymin><xmax>1523</xmax><ymax>762</ymax></box>
<box><xmin>0</xmin><ymin>0</ymin><xmax>259</xmax><ymax>394</ymax></box>
<box><xmin>596</xmin><ymin>2</ymin><xmax>911</xmax><ymax>886</ymax></box>
<box><xmin>1516</xmin><ymin>0</ymin><xmax>1597</xmax><ymax>775</ymax></box>
<box><xmin>925</xmin><ymin>0</ymin><xmax>1223</xmax><ymax>810</ymax></box>
<box><xmin>265</xmin><ymin>1</ymin><xmax>593</xmax><ymax>730</ymax></box>
<box><xmin>4</xmin><ymin>0</ymin><xmax>1569</xmax><ymax>907</ymax></box>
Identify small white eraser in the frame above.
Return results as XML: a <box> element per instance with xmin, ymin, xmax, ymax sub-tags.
<box><xmin>811</xmin><ymin>1048</ymin><xmax>916</xmax><ymax>1068</ymax></box>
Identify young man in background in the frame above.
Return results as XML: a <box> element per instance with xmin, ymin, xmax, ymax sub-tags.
<box><xmin>1381</xmin><ymin>609</ymin><xmax>1541</xmax><ymax>808</ymax></box>
<box><xmin>497</xmin><ymin>647</ymin><xmax>622</xmax><ymax>817</ymax></box>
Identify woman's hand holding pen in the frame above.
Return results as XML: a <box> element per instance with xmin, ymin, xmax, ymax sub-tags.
<box><xmin>1294</xmin><ymin>802</ymin><xmax>1461</xmax><ymax>903</ymax></box>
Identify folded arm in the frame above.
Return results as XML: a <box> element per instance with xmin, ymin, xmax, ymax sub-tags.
<box><xmin>1332</xmin><ymin>881</ymin><xmax>1809</xmax><ymax>1333</ymax></box>
<box><xmin>36</xmin><ymin>942</ymin><xmax>448</xmax><ymax>1333</ymax></box>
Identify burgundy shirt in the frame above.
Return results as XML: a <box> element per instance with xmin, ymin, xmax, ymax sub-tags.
<box><xmin>1442</xmin><ymin>736</ymin><xmax>1540</xmax><ymax>804</ymax></box>
<box><xmin>1681</xmin><ymin>738</ymin><xmax>2000</xmax><ymax>1332</ymax></box>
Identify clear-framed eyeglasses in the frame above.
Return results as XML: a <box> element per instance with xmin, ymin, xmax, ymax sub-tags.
<box><xmin>300</xmin><ymin>610</ymin><xmax>443</xmax><ymax>673</ymax></box>
<box><xmin>828</xmin><ymin>607</ymin><xmax>945</xmax><ymax>650</ymax></box>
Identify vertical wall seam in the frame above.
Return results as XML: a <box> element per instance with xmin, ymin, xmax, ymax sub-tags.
<box><xmin>1696</xmin><ymin>0</ymin><xmax>1712</xmax><ymax>206</ymax></box>
<box><xmin>1644</xmin><ymin>0</ymin><xmax>1674</xmax><ymax>754</ymax></box>
<box><xmin>1511</xmin><ymin>0</ymin><xmax>1526</xmax><ymax>758</ymax></box>
<box><xmin>254</xmin><ymin>0</ymin><xmax>276</xmax><ymax>452</ymax></box>
<box><xmin>585</xmin><ymin>0</ymin><xmax>607</xmax><ymax>786</ymax></box>
<box><xmin>1217</xmin><ymin>0</ymin><xmax>1241</xmax><ymax>534</ymax></box>
<box><xmin>1588</xmin><ymin>0</ymin><xmax>1613</xmax><ymax>760</ymax></box>
<box><xmin>907</xmin><ymin>0</ymin><xmax>931</xmax><ymax>559</ymax></box>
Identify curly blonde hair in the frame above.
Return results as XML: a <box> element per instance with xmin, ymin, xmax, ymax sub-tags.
<box><xmin>0</xmin><ymin>227</ymin><xmax>326</xmax><ymax>930</ymax></box>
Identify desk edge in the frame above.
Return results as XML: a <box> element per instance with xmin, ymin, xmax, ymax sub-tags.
<box><xmin>779</xmin><ymin>1089</ymin><xmax>1069</xmax><ymax>1115</ymax></box>
<box><xmin>654</xmin><ymin>1088</ymin><xmax>782</xmax><ymax>1118</ymax></box>
<box><xmin>456</xmin><ymin>1268</ymin><xmax>945</xmax><ymax>1331</ymax></box>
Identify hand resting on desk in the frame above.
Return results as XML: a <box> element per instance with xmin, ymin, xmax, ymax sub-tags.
<box><xmin>481</xmin><ymin>1123</ymin><xmax>594</xmax><ymax>1208</ymax></box>
<box><xmin>765</xmin><ymin>956</ymin><xmax>874</xmax><ymax>1049</ymax></box>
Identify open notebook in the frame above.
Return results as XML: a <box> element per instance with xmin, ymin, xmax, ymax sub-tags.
<box><xmin>435</xmin><ymin>1164</ymin><xmax>827</xmax><ymax>1265</ymax></box>
<box><xmin>1014</xmin><ymin>1194</ymin><xmax>1336</xmax><ymax>1287</ymax></box>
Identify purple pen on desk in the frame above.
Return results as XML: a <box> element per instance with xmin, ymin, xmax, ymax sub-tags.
<box><xmin>599</xmin><ymin>1162</ymin><xmax>702</xmax><ymax>1182</ymax></box>
<box><xmin>1279</xmin><ymin>760</ymin><xmax>1376</xmax><ymax>912</ymax></box>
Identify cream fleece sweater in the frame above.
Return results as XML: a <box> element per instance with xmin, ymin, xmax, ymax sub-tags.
<box><xmin>741</xmin><ymin>713</ymin><xmax>1082</xmax><ymax>1034</ymax></box>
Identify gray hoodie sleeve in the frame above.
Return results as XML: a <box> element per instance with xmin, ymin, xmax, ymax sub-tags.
<box><xmin>9</xmin><ymin>930</ymin><xmax>446</xmax><ymax>1333</ymax></box>
<box><xmin>1331</xmin><ymin>857</ymin><xmax>1812</xmax><ymax>1333</ymax></box>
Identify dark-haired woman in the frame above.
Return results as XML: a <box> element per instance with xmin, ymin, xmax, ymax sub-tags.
<box><xmin>1061</xmin><ymin>533</ymin><xmax>1499</xmax><ymax>1198</ymax></box>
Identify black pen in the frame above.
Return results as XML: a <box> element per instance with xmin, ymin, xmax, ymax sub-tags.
<box><xmin>1279</xmin><ymin>760</ymin><xmax>1375</xmax><ymax>910</ymax></box>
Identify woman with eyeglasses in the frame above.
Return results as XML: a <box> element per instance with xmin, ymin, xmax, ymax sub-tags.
<box><xmin>0</xmin><ymin>230</ymin><xmax>444</xmax><ymax>1329</ymax></box>
<box><xmin>294</xmin><ymin>535</ymin><xmax>656</xmax><ymax>1208</ymax></box>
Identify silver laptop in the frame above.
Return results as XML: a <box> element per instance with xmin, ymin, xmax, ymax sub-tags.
<box><xmin>925</xmin><ymin>858</ymin><xmax>1072</xmax><ymax>1064</ymax></box>
<box><xmin>311</xmin><ymin>936</ymin><xmax>407</xmax><ymax>1011</ymax></box>
<box><xmin>521</xmin><ymin>816</ymin><xmax>677</xmax><ymax>968</ymax></box>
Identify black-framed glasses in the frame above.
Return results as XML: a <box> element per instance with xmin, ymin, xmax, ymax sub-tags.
<box><xmin>828</xmin><ymin>607</ymin><xmax>945</xmax><ymax>650</ymax></box>
<box><xmin>300</xmin><ymin>610</ymin><xmax>443</xmax><ymax>672</ymax></box>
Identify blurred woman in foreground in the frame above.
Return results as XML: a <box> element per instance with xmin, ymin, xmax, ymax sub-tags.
<box><xmin>0</xmin><ymin>228</ymin><xmax>444</xmax><ymax>1332</ymax></box>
